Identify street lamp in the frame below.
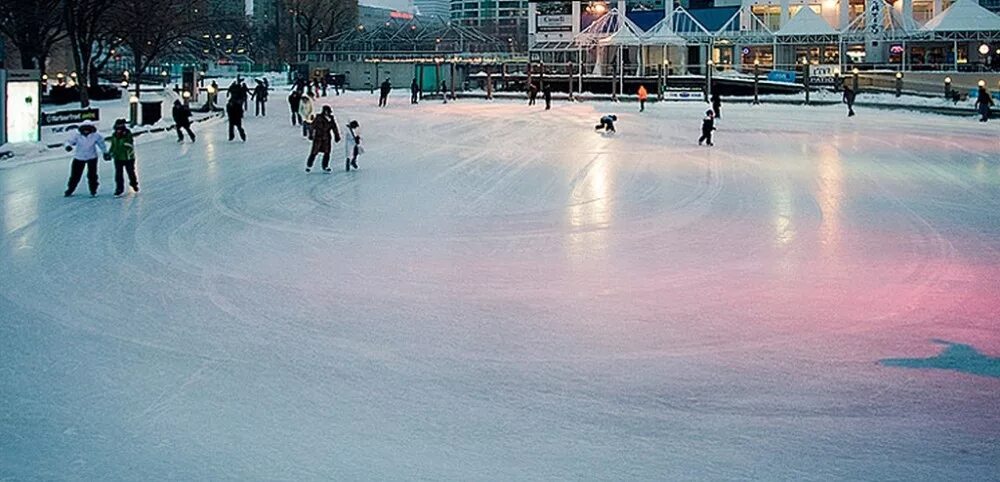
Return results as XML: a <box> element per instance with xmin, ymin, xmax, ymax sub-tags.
<box><xmin>851</xmin><ymin>67</ymin><xmax>859</xmax><ymax>92</ymax></box>
<box><xmin>753</xmin><ymin>58</ymin><xmax>760</xmax><ymax>105</ymax></box>
<box><xmin>129</xmin><ymin>95</ymin><xmax>139</xmax><ymax>126</ymax></box>
<box><xmin>802</xmin><ymin>57</ymin><xmax>810</xmax><ymax>105</ymax></box>
<box><xmin>182</xmin><ymin>90</ymin><xmax>191</xmax><ymax>106</ymax></box>
<box><xmin>706</xmin><ymin>59</ymin><xmax>714</xmax><ymax>102</ymax></box>
<box><xmin>895</xmin><ymin>71</ymin><xmax>903</xmax><ymax>97</ymax></box>
<box><xmin>979</xmin><ymin>44</ymin><xmax>990</xmax><ymax>55</ymax></box>
<box><xmin>833</xmin><ymin>67</ymin><xmax>841</xmax><ymax>92</ymax></box>
<box><xmin>944</xmin><ymin>76</ymin><xmax>952</xmax><ymax>98</ymax></box>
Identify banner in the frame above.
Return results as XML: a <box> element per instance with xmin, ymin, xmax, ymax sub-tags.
<box><xmin>41</xmin><ymin>108</ymin><xmax>99</xmax><ymax>126</ymax></box>
<box><xmin>808</xmin><ymin>65</ymin><xmax>841</xmax><ymax>85</ymax></box>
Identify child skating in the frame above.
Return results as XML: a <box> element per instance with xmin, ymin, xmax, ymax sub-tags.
<box><xmin>106</xmin><ymin>118</ymin><xmax>139</xmax><ymax>196</ymax></box>
<box><xmin>698</xmin><ymin>110</ymin><xmax>716</xmax><ymax>146</ymax></box>
<box><xmin>344</xmin><ymin>120</ymin><xmax>362</xmax><ymax>172</ymax></box>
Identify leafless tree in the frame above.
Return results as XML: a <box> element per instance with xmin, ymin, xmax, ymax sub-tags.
<box><xmin>110</xmin><ymin>0</ymin><xmax>204</xmax><ymax>98</ymax></box>
<box><xmin>0</xmin><ymin>0</ymin><xmax>66</xmax><ymax>70</ymax></box>
<box><xmin>64</xmin><ymin>0</ymin><xmax>117</xmax><ymax>106</ymax></box>
<box><xmin>287</xmin><ymin>0</ymin><xmax>357</xmax><ymax>52</ymax></box>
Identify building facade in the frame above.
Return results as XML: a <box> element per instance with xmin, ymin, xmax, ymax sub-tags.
<box><xmin>415</xmin><ymin>0</ymin><xmax>452</xmax><ymax>18</ymax></box>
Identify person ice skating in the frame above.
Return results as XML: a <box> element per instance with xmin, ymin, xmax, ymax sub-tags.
<box><xmin>288</xmin><ymin>89</ymin><xmax>302</xmax><ymax>125</ymax></box>
<box><xmin>440</xmin><ymin>81</ymin><xmax>449</xmax><ymax>103</ymax></box>
<box><xmin>241</xmin><ymin>80</ymin><xmax>250</xmax><ymax>112</ymax></box>
<box><xmin>638</xmin><ymin>85</ymin><xmax>648</xmax><ymax>112</ymax></box>
<box><xmin>711</xmin><ymin>91</ymin><xmax>722</xmax><ymax>119</ymax></box>
<box><xmin>698</xmin><ymin>109</ymin><xmax>716</xmax><ymax>146</ymax></box>
<box><xmin>63</xmin><ymin>120</ymin><xmax>107</xmax><ymax>197</ymax></box>
<box><xmin>842</xmin><ymin>84</ymin><xmax>857</xmax><ymax>117</ymax></box>
<box><xmin>594</xmin><ymin>114</ymin><xmax>617</xmax><ymax>133</ymax></box>
<box><xmin>299</xmin><ymin>93</ymin><xmax>315</xmax><ymax>139</ymax></box>
<box><xmin>320</xmin><ymin>77</ymin><xmax>328</xmax><ymax>96</ymax></box>
<box><xmin>305</xmin><ymin>105</ymin><xmax>342</xmax><ymax>173</ymax></box>
<box><xmin>345</xmin><ymin>120</ymin><xmax>362</xmax><ymax>172</ymax></box>
<box><xmin>172</xmin><ymin>99</ymin><xmax>195</xmax><ymax>142</ymax></box>
<box><xmin>528</xmin><ymin>82</ymin><xmax>538</xmax><ymax>106</ymax></box>
<box><xmin>106</xmin><ymin>118</ymin><xmax>139</xmax><ymax>197</ymax></box>
<box><xmin>976</xmin><ymin>85</ymin><xmax>993</xmax><ymax>122</ymax></box>
<box><xmin>226</xmin><ymin>99</ymin><xmax>246</xmax><ymax>142</ymax></box>
<box><xmin>543</xmin><ymin>83</ymin><xmax>552</xmax><ymax>110</ymax></box>
<box><xmin>252</xmin><ymin>79</ymin><xmax>268</xmax><ymax>117</ymax></box>
<box><xmin>410</xmin><ymin>78</ymin><xmax>420</xmax><ymax>104</ymax></box>
<box><xmin>378</xmin><ymin>79</ymin><xmax>392</xmax><ymax>107</ymax></box>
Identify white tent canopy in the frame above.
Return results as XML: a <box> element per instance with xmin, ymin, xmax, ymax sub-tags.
<box><xmin>574</xmin><ymin>8</ymin><xmax>647</xmax><ymax>46</ymax></box>
<box><xmin>777</xmin><ymin>7</ymin><xmax>838</xmax><ymax>36</ymax></box>
<box><xmin>642</xmin><ymin>13</ymin><xmax>687</xmax><ymax>46</ymax></box>
<box><xmin>921</xmin><ymin>0</ymin><xmax>1000</xmax><ymax>32</ymax></box>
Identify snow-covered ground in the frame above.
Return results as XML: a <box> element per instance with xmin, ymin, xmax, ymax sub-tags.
<box><xmin>1</xmin><ymin>92</ymin><xmax>999</xmax><ymax>480</ymax></box>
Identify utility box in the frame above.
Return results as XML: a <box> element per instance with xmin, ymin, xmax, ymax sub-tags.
<box><xmin>3</xmin><ymin>69</ymin><xmax>42</xmax><ymax>143</ymax></box>
<box><xmin>140</xmin><ymin>100</ymin><xmax>162</xmax><ymax>125</ymax></box>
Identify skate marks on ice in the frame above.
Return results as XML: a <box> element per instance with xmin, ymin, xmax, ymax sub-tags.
<box><xmin>881</xmin><ymin>340</ymin><xmax>1000</xmax><ymax>378</ymax></box>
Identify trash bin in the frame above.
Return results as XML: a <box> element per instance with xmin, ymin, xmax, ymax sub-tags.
<box><xmin>140</xmin><ymin>100</ymin><xmax>162</xmax><ymax>125</ymax></box>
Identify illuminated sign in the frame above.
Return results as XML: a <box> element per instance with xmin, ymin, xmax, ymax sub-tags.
<box><xmin>4</xmin><ymin>70</ymin><xmax>41</xmax><ymax>143</ymax></box>
<box><xmin>390</xmin><ymin>11</ymin><xmax>413</xmax><ymax>20</ymax></box>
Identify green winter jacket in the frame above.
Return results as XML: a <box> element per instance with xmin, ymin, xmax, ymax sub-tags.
<box><xmin>107</xmin><ymin>131</ymin><xmax>135</xmax><ymax>161</ymax></box>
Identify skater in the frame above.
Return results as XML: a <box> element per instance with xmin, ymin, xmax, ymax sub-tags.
<box><xmin>299</xmin><ymin>93</ymin><xmax>315</xmax><ymax>139</ymax></box>
<box><xmin>305</xmin><ymin>105</ymin><xmax>342</xmax><ymax>173</ymax></box>
<box><xmin>252</xmin><ymin>79</ymin><xmax>268</xmax><ymax>117</ymax></box>
<box><xmin>976</xmin><ymin>85</ymin><xmax>993</xmax><ymax>122</ymax></box>
<box><xmin>440</xmin><ymin>81</ymin><xmax>449</xmax><ymax>103</ymax></box>
<box><xmin>710</xmin><ymin>91</ymin><xmax>722</xmax><ymax>119</ymax></box>
<box><xmin>241</xmin><ymin>80</ymin><xmax>250</xmax><ymax>112</ymax></box>
<box><xmin>63</xmin><ymin>120</ymin><xmax>107</xmax><ymax>197</ymax></box>
<box><xmin>288</xmin><ymin>89</ymin><xmax>302</xmax><ymax>125</ymax></box>
<box><xmin>344</xmin><ymin>120</ymin><xmax>362</xmax><ymax>172</ymax></box>
<box><xmin>378</xmin><ymin>78</ymin><xmax>391</xmax><ymax>107</ymax></box>
<box><xmin>842</xmin><ymin>84</ymin><xmax>857</xmax><ymax>117</ymax></box>
<box><xmin>227</xmin><ymin>79</ymin><xmax>243</xmax><ymax>104</ymax></box>
<box><xmin>313</xmin><ymin>78</ymin><xmax>321</xmax><ymax>97</ymax></box>
<box><xmin>594</xmin><ymin>114</ymin><xmax>617</xmax><ymax>133</ymax></box>
<box><xmin>106</xmin><ymin>118</ymin><xmax>139</xmax><ymax>196</ymax></box>
<box><xmin>543</xmin><ymin>83</ymin><xmax>552</xmax><ymax>110</ymax></box>
<box><xmin>410</xmin><ymin>78</ymin><xmax>419</xmax><ymax>104</ymax></box>
<box><xmin>226</xmin><ymin>99</ymin><xmax>246</xmax><ymax>141</ymax></box>
<box><xmin>321</xmin><ymin>77</ymin><xmax>328</xmax><ymax>97</ymax></box>
<box><xmin>638</xmin><ymin>85</ymin><xmax>648</xmax><ymax>112</ymax></box>
<box><xmin>528</xmin><ymin>82</ymin><xmax>538</xmax><ymax>106</ymax></box>
<box><xmin>172</xmin><ymin>99</ymin><xmax>196</xmax><ymax>142</ymax></box>
<box><xmin>698</xmin><ymin>109</ymin><xmax>716</xmax><ymax>146</ymax></box>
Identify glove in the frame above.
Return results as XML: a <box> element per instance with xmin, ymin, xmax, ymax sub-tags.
<box><xmin>334</xmin><ymin>135</ymin><xmax>341</xmax><ymax>143</ymax></box>
<box><xmin>103</xmin><ymin>153</ymin><xmax>112</xmax><ymax>161</ymax></box>
<box><xmin>65</xmin><ymin>146</ymin><xmax>73</xmax><ymax>152</ymax></box>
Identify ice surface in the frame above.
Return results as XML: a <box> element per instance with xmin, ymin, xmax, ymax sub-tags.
<box><xmin>2</xmin><ymin>93</ymin><xmax>999</xmax><ymax>480</ymax></box>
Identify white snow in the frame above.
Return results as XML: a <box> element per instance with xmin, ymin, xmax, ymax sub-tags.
<box><xmin>1</xmin><ymin>92</ymin><xmax>999</xmax><ymax>479</ymax></box>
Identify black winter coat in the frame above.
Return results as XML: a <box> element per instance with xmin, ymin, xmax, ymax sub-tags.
<box><xmin>226</xmin><ymin>102</ymin><xmax>244</xmax><ymax>122</ymax></box>
<box><xmin>172</xmin><ymin>104</ymin><xmax>192</xmax><ymax>127</ymax></box>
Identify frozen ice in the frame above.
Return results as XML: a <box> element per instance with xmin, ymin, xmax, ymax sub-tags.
<box><xmin>2</xmin><ymin>93</ymin><xmax>999</xmax><ymax>479</ymax></box>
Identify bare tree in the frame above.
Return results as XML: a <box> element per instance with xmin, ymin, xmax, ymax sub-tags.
<box><xmin>0</xmin><ymin>0</ymin><xmax>66</xmax><ymax>70</ymax></box>
<box><xmin>111</xmin><ymin>0</ymin><xmax>203</xmax><ymax>98</ymax></box>
<box><xmin>64</xmin><ymin>0</ymin><xmax>116</xmax><ymax>107</ymax></box>
<box><xmin>287</xmin><ymin>0</ymin><xmax>357</xmax><ymax>52</ymax></box>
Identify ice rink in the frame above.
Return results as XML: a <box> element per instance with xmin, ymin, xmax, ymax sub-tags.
<box><xmin>2</xmin><ymin>93</ymin><xmax>999</xmax><ymax>479</ymax></box>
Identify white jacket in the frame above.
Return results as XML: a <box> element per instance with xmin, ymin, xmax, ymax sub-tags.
<box><xmin>64</xmin><ymin>130</ymin><xmax>108</xmax><ymax>160</ymax></box>
<box><xmin>345</xmin><ymin>125</ymin><xmax>361</xmax><ymax>157</ymax></box>
<box><xmin>299</xmin><ymin>98</ymin><xmax>314</xmax><ymax>122</ymax></box>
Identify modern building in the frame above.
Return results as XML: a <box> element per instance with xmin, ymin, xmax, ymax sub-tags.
<box><xmin>415</xmin><ymin>0</ymin><xmax>452</xmax><ymax>18</ymax></box>
<box><xmin>360</xmin><ymin>0</ymin><xmax>418</xmax><ymax>28</ymax></box>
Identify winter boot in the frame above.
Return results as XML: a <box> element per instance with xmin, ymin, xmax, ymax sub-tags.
<box><xmin>345</xmin><ymin>158</ymin><xmax>351</xmax><ymax>172</ymax></box>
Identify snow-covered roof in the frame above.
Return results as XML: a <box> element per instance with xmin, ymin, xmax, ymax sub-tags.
<box><xmin>575</xmin><ymin>9</ymin><xmax>647</xmax><ymax>46</ymax></box>
<box><xmin>778</xmin><ymin>7</ymin><xmax>837</xmax><ymax>36</ymax></box>
<box><xmin>642</xmin><ymin>10</ymin><xmax>687</xmax><ymax>46</ymax></box>
<box><xmin>921</xmin><ymin>0</ymin><xmax>1000</xmax><ymax>32</ymax></box>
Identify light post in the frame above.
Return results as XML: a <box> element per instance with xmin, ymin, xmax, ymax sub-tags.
<box><xmin>833</xmin><ymin>67</ymin><xmax>841</xmax><ymax>92</ymax></box>
<box><xmin>895</xmin><ymin>71</ymin><xmax>903</xmax><ymax>97</ymax></box>
<box><xmin>944</xmin><ymin>76</ymin><xmax>952</xmax><ymax>98</ymax></box>
<box><xmin>663</xmin><ymin>59</ymin><xmax>669</xmax><ymax>101</ymax></box>
<box><xmin>161</xmin><ymin>70</ymin><xmax>169</xmax><ymax>87</ymax></box>
<box><xmin>753</xmin><ymin>59</ymin><xmax>760</xmax><ymax>105</ymax></box>
<box><xmin>182</xmin><ymin>90</ymin><xmax>191</xmax><ymax>106</ymax></box>
<box><xmin>706</xmin><ymin>59</ymin><xmax>714</xmax><ymax>102</ymax></box>
<box><xmin>206</xmin><ymin>83</ymin><xmax>217</xmax><ymax>109</ymax></box>
<box><xmin>852</xmin><ymin>67</ymin><xmax>859</xmax><ymax>92</ymax></box>
<box><xmin>802</xmin><ymin>58</ymin><xmax>810</xmax><ymax>105</ymax></box>
<box><xmin>129</xmin><ymin>95</ymin><xmax>139</xmax><ymax>127</ymax></box>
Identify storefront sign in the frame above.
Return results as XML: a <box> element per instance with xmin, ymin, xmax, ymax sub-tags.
<box><xmin>537</xmin><ymin>14</ymin><xmax>572</xmax><ymax>32</ymax></box>
<box><xmin>768</xmin><ymin>70</ymin><xmax>797</xmax><ymax>83</ymax></box>
<box><xmin>41</xmin><ymin>108</ymin><xmax>100</xmax><ymax>126</ymax></box>
<box><xmin>808</xmin><ymin>65</ymin><xmax>841</xmax><ymax>85</ymax></box>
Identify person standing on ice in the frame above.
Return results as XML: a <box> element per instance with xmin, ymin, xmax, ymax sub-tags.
<box><xmin>378</xmin><ymin>79</ymin><xmax>392</xmax><ymax>107</ymax></box>
<box><xmin>594</xmin><ymin>114</ymin><xmax>617</xmax><ymax>133</ymax></box>
<box><xmin>106</xmin><ymin>118</ymin><xmax>139</xmax><ymax>197</ymax></box>
<box><xmin>63</xmin><ymin>120</ymin><xmax>107</xmax><ymax>197</ymax></box>
<box><xmin>543</xmin><ymin>83</ymin><xmax>552</xmax><ymax>110</ymax></box>
<box><xmin>172</xmin><ymin>99</ymin><xmax>196</xmax><ymax>142</ymax></box>
<box><xmin>527</xmin><ymin>82</ymin><xmax>538</xmax><ymax>106</ymax></box>
<box><xmin>698</xmin><ymin>109</ymin><xmax>716</xmax><ymax>146</ymax></box>
<box><xmin>638</xmin><ymin>85</ymin><xmax>648</xmax><ymax>112</ymax></box>
<box><xmin>240</xmin><ymin>80</ymin><xmax>251</xmax><ymax>112</ymax></box>
<box><xmin>288</xmin><ymin>89</ymin><xmax>302</xmax><ymax>125</ymax></box>
<box><xmin>976</xmin><ymin>85</ymin><xmax>993</xmax><ymax>122</ymax></box>
<box><xmin>842</xmin><ymin>84</ymin><xmax>857</xmax><ymax>117</ymax></box>
<box><xmin>710</xmin><ymin>91</ymin><xmax>722</xmax><ymax>119</ymax></box>
<box><xmin>344</xmin><ymin>120</ymin><xmax>362</xmax><ymax>172</ymax></box>
<box><xmin>227</xmin><ymin>79</ymin><xmax>245</xmax><ymax>108</ymax></box>
<box><xmin>251</xmin><ymin>79</ymin><xmax>268</xmax><ymax>117</ymax></box>
<box><xmin>226</xmin><ymin>99</ymin><xmax>246</xmax><ymax>142</ymax></box>
<box><xmin>305</xmin><ymin>105</ymin><xmax>341</xmax><ymax>173</ymax></box>
<box><xmin>410</xmin><ymin>78</ymin><xmax>420</xmax><ymax>104</ymax></box>
<box><xmin>299</xmin><ymin>93</ymin><xmax>315</xmax><ymax>139</ymax></box>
